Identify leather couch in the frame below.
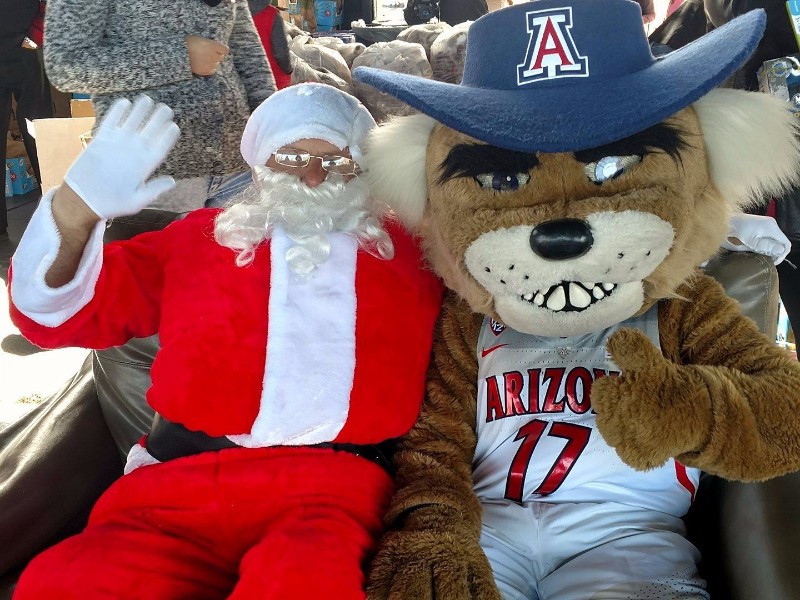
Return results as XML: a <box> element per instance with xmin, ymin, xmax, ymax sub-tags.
<box><xmin>686</xmin><ymin>251</ymin><xmax>800</xmax><ymax>600</ymax></box>
<box><xmin>0</xmin><ymin>208</ymin><xmax>178</xmax><ymax>598</ymax></box>
<box><xmin>0</xmin><ymin>213</ymin><xmax>797</xmax><ymax>598</ymax></box>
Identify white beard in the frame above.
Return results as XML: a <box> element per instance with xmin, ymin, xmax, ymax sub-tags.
<box><xmin>214</xmin><ymin>166</ymin><xmax>394</xmax><ymax>276</ymax></box>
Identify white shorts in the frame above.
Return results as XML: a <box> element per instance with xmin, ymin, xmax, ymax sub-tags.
<box><xmin>480</xmin><ymin>499</ymin><xmax>708</xmax><ymax>600</ymax></box>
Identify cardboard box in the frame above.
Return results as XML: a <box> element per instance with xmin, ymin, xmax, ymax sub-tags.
<box><xmin>70</xmin><ymin>99</ymin><xmax>95</xmax><ymax>118</ymax></box>
<box><xmin>50</xmin><ymin>86</ymin><xmax>71</xmax><ymax>118</ymax></box>
<box><xmin>275</xmin><ymin>0</ymin><xmax>292</xmax><ymax>21</ymax></box>
<box><xmin>30</xmin><ymin>117</ymin><xmax>95</xmax><ymax>193</ymax></box>
<box><xmin>5</xmin><ymin>157</ymin><xmax>36</xmax><ymax>196</ymax></box>
<box><xmin>5</xmin><ymin>131</ymin><xmax>26</xmax><ymax>159</ymax></box>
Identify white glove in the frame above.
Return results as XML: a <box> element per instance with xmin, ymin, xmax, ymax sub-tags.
<box><xmin>721</xmin><ymin>213</ymin><xmax>791</xmax><ymax>265</ymax></box>
<box><xmin>63</xmin><ymin>95</ymin><xmax>180</xmax><ymax>220</ymax></box>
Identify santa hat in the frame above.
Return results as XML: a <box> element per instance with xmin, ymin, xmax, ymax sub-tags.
<box><xmin>240</xmin><ymin>83</ymin><xmax>377</xmax><ymax>168</ymax></box>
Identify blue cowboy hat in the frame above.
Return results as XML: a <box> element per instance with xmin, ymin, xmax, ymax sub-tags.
<box><xmin>352</xmin><ymin>0</ymin><xmax>766</xmax><ymax>152</ymax></box>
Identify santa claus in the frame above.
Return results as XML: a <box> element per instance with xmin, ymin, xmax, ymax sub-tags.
<box><xmin>8</xmin><ymin>83</ymin><xmax>442</xmax><ymax>599</ymax></box>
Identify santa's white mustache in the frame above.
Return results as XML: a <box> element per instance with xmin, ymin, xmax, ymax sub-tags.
<box><xmin>213</xmin><ymin>166</ymin><xmax>393</xmax><ymax>273</ymax></box>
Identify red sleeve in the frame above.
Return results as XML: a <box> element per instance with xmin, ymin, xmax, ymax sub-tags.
<box><xmin>251</xmin><ymin>5</ymin><xmax>292</xmax><ymax>89</ymax></box>
<box><xmin>26</xmin><ymin>1</ymin><xmax>44</xmax><ymax>46</ymax></box>
<box><xmin>9</xmin><ymin>221</ymin><xmax>174</xmax><ymax>350</ymax></box>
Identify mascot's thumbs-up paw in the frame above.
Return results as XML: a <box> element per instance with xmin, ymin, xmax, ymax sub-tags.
<box><xmin>367</xmin><ymin>509</ymin><xmax>501</xmax><ymax>600</ymax></box>
<box><xmin>591</xmin><ymin>328</ymin><xmax>712</xmax><ymax>471</ymax></box>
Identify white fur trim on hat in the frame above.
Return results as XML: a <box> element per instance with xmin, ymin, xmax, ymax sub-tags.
<box><xmin>240</xmin><ymin>83</ymin><xmax>377</xmax><ymax>169</ymax></box>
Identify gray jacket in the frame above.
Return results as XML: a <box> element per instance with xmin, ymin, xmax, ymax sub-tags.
<box><xmin>44</xmin><ymin>0</ymin><xmax>275</xmax><ymax>179</ymax></box>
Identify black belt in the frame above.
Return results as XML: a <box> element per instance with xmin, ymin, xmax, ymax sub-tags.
<box><xmin>145</xmin><ymin>415</ymin><xmax>396</xmax><ymax>475</ymax></box>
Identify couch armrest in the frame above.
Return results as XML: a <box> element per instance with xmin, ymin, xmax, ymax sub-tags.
<box><xmin>692</xmin><ymin>252</ymin><xmax>793</xmax><ymax>596</ymax></box>
<box><xmin>702</xmin><ymin>250</ymin><xmax>780</xmax><ymax>340</ymax></box>
<box><xmin>718</xmin><ymin>474</ymin><xmax>800</xmax><ymax>600</ymax></box>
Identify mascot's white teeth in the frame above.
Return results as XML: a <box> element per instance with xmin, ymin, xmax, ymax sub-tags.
<box><xmin>521</xmin><ymin>282</ymin><xmax>617</xmax><ymax>313</ymax></box>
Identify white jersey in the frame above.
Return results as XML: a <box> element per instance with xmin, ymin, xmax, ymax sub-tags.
<box><xmin>473</xmin><ymin>306</ymin><xmax>699</xmax><ymax>517</ymax></box>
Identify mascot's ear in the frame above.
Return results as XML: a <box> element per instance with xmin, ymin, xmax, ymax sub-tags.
<box><xmin>363</xmin><ymin>114</ymin><xmax>437</xmax><ymax>230</ymax></box>
<box><xmin>694</xmin><ymin>88</ymin><xmax>800</xmax><ymax>209</ymax></box>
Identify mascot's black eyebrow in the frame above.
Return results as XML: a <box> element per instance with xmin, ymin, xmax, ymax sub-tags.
<box><xmin>437</xmin><ymin>143</ymin><xmax>539</xmax><ymax>184</ymax></box>
<box><xmin>574</xmin><ymin>122</ymin><xmax>687</xmax><ymax>164</ymax></box>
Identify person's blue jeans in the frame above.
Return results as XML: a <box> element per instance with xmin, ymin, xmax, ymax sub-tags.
<box><xmin>206</xmin><ymin>171</ymin><xmax>254</xmax><ymax>208</ymax></box>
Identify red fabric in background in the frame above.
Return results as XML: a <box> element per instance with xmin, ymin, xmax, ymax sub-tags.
<box><xmin>666</xmin><ymin>0</ymin><xmax>685</xmax><ymax>18</ymax></box>
<box><xmin>251</xmin><ymin>5</ymin><xmax>292</xmax><ymax>89</ymax></box>
<box><xmin>26</xmin><ymin>1</ymin><xmax>45</xmax><ymax>46</ymax></box>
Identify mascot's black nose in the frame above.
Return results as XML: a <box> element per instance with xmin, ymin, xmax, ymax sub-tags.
<box><xmin>529</xmin><ymin>219</ymin><xmax>594</xmax><ymax>260</ymax></box>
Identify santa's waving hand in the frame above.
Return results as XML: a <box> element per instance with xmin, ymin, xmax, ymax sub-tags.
<box><xmin>64</xmin><ymin>95</ymin><xmax>180</xmax><ymax>220</ymax></box>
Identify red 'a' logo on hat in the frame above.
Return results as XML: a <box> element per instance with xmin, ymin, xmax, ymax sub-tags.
<box><xmin>517</xmin><ymin>7</ymin><xmax>589</xmax><ymax>86</ymax></box>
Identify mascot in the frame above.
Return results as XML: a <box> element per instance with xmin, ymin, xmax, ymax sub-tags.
<box><xmin>353</xmin><ymin>0</ymin><xmax>800</xmax><ymax>598</ymax></box>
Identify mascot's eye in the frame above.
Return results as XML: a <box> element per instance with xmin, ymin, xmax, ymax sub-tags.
<box><xmin>475</xmin><ymin>172</ymin><xmax>531</xmax><ymax>192</ymax></box>
<box><xmin>584</xmin><ymin>155</ymin><xmax>642</xmax><ymax>184</ymax></box>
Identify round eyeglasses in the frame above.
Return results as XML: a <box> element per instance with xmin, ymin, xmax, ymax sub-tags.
<box><xmin>272</xmin><ymin>147</ymin><xmax>361</xmax><ymax>176</ymax></box>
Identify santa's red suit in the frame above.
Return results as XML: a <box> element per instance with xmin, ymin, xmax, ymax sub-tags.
<box><xmin>9</xmin><ymin>206</ymin><xmax>442</xmax><ymax>599</ymax></box>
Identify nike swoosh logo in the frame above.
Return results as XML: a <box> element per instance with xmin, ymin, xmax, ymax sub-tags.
<box><xmin>481</xmin><ymin>344</ymin><xmax>509</xmax><ymax>357</ymax></box>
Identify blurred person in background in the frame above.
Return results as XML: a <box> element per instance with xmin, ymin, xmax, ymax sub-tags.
<box><xmin>404</xmin><ymin>0</ymin><xmax>487</xmax><ymax>26</ymax></box>
<box><xmin>651</xmin><ymin>0</ymin><xmax>797</xmax><ymax>90</ymax></box>
<box><xmin>649</xmin><ymin>0</ymin><xmax>707</xmax><ymax>48</ymax></box>
<box><xmin>703</xmin><ymin>0</ymin><xmax>797</xmax><ymax>90</ymax></box>
<box><xmin>636</xmin><ymin>0</ymin><xmax>657</xmax><ymax>24</ymax></box>
<box><xmin>249</xmin><ymin>0</ymin><xmax>293</xmax><ymax>89</ymax></box>
<box><xmin>44</xmin><ymin>0</ymin><xmax>275</xmax><ymax>214</ymax></box>
<box><xmin>0</xmin><ymin>0</ymin><xmax>51</xmax><ymax>240</ymax></box>
<box><xmin>439</xmin><ymin>0</ymin><xmax>488</xmax><ymax>24</ymax></box>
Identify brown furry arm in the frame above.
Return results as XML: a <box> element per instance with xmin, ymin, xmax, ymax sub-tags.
<box><xmin>659</xmin><ymin>273</ymin><xmax>800</xmax><ymax>481</ymax></box>
<box><xmin>367</xmin><ymin>293</ymin><xmax>501</xmax><ymax>600</ymax></box>
<box><xmin>384</xmin><ymin>292</ymin><xmax>484</xmax><ymax>532</ymax></box>
<box><xmin>594</xmin><ymin>272</ymin><xmax>800</xmax><ymax>479</ymax></box>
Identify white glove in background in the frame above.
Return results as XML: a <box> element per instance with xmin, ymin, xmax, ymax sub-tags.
<box><xmin>721</xmin><ymin>213</ymin><xmax>792</xmax><ymax>265</ymax></box>
<box><xmin>63</xmin><ymin>95</ymin><xmax>180</xmax><ymax>220</ymax></box>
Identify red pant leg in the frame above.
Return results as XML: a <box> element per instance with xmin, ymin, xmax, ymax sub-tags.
<box><xmin>232</xmin><ymin>504</ymin><xmax>381</xmax><ymax>600</ymax></box>
<box><xmin>14</xmin><ymin>520</ymin><xmax>235</xmax><ymax>600</ymax></box>
<box><xmin>15</xmin><ymin>447</ymin><xmax>394</xmax><ymax>600</ymax></box>
<box><xmin>227</xmin><ymin>449</ymin><xmax>394</xmax><ymax>599</ymax></box>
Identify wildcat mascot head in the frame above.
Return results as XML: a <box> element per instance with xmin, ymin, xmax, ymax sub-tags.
<box><xmin>354</xmin><ymin>0</ymin><xmax>800</xmax><ymax>338</ymax></box>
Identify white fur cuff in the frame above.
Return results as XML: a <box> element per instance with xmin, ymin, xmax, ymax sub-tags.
<box><xmin>9</xmin><ymin>188</ymin><xmax>106</xmax><ymax>327</ymax></box>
